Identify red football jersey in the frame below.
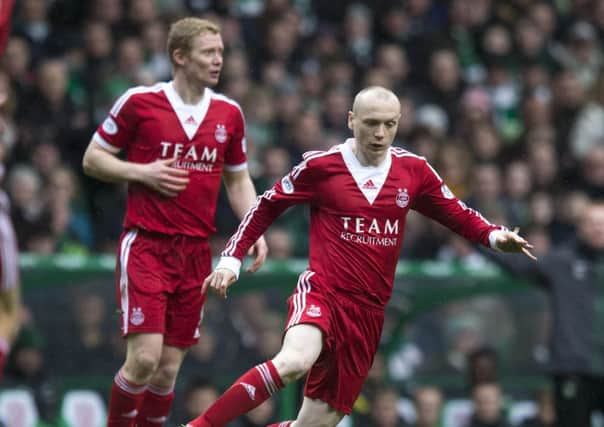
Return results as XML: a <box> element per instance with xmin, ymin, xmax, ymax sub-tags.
<box><xmin>224</xmin><ymin>140</ymin><xmax>501</xmax><ymax>308</ymax></box>
<box><xmin>94</xmin><ymin>82</ymin><xmax>247</xmax><ymax>237</ymax></box>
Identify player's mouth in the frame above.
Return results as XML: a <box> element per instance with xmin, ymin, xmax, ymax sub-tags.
<box><xmin>209</xmin><ymin>70</ymin><xmax>221</xmax><ymax>79</ymax></box>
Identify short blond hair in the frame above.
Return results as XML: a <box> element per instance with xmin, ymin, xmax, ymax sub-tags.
<box><xmin>167</xmin><ymin>17</ymin><xmax>221</xmax><ymax>65</ymax></box>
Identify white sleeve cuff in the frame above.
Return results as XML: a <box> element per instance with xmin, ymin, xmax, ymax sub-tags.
<box><xmin>216</xmin><ymin>256</ymin><xmax>242</xmax><ymax>279</ymax></box>
<box><xmin>223</xmin><ymin>162</ymin><xmax>248</xmax><ymax>172</ymax></box>
<box><xmin>93</xmin><ymin>132</ymin><xmax>122</xmax><ymax>153</ymax></box>
<box><xmin>488</xmin><ymin>229</ymin><xmax>507</xmax><ymax>251</ymax></box>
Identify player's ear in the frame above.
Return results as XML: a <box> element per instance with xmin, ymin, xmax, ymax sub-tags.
<box><xmin>172</xmin><ymin>48</ymin><xmax>187</xmax><ymax>67</ymax></box>
<box><xmin>347</xmin><ymin>111</ymin><xmax>354</xmax><ymax>130</ymax></box>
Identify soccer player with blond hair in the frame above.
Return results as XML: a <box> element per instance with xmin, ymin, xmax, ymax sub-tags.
<box><xmin>83</xmin><ymin>17</ymin><xmax>267</xmax><ymax>427</ymax></box>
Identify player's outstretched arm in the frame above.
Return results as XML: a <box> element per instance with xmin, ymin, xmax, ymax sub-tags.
<box><xmin>491</xmin><ymin>227</ymin><xmax>537</xmax><ymax>260</ymax></box>
<box><xmin>83</xmin><ymin>140</ymin><xmax>190</xmax><ymax>197</ymax></box>
<box><xmin>202</xmin><ymin>268</ymin><xmax>237</xmax><ymax>299</ymax></box>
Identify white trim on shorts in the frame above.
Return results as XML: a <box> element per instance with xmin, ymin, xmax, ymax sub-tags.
<box><xmin>287</xmin><ymin>270</ymin><xmax>314</xmax><ymax>328</ymax></box>
<box><xmin>119</xmin><ymin>229</ymin><xmax>138</xmax><ymax>334</ymax></box>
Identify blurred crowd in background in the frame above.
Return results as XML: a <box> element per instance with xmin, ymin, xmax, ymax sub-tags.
<box><xmin>2</xmin><ymin>0</ymin><xmax>604</xmax><ymax>426</ymax></box>
<box><xmin>2</xmin><ymin>0</ymin><xmax>603</xmax><ymax>258</ymax></box>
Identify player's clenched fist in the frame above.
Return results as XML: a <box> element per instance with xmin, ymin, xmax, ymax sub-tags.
<box><xmin>202</xmin><ymin>268</ymin><xmax>237</xmax><ymax>298</ymax></box>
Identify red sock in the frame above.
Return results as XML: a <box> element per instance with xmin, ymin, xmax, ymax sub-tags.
<box><xmin>267</xmin><ymin>422</ymin><xmax>293</xmax><ymax>427</ymax></box>
<box><xmin>136</xmin><ymin>384</ymin><xmax>175</xmax><ymax>427</ymax></box>
<box><xmin>107</xmin><ymin>369</ymin><xmax>147</xmax><ymax>427</ymax></box>
<box><xmin>0</xmin><ymin>338</ymin><xmax>10</xmax><ymax>383</ymax></box>
<box><xmin>187</xmin><ymin>361</ymin><xmax>284</xmax><ymax>427</ymax></box>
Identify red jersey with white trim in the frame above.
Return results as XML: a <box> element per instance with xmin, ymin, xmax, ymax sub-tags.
<box><xmin>224</xmin><ymin>139</ymin><xmax>501</xmax><ymax>308</ymax></box>
<box><xmin>94</xmin><ymin>82</ymin><xmax>247</xmax><ymax>237</ymax></box>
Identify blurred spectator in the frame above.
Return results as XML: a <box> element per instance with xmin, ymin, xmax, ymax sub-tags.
<box><xmin>484</xmin><ymin>55</ymin><xmax>522</xmax><ymax>143</ymax></box>
<box><xmin>17</xmin><ymin>58</ymin><xmax>89</xmax><ymax>169</ymax></box>
<box><xmin>570</xmin><ymin>71</ymin><xmax>604</xmax><ymax>160</ymax></box>
<box><xmin>519</xmin><ymin>388</ymin><xmax>556</xmax><ymax>427</ymax></box>
<box><xmin>503</xmin><ymin>160</ymin><xmax>532</xmax><ymax>227</ymax></box>
<box><xmin>526</xmin><ymin>137</ymin><xmax>558</xmax><ymax>192</ymax></box>
<box><xmin>551</xmin><ymin>21</ymin><xmax>603</xmax><ymax>90</ymax></box>
<box><xmin>0</xmin><ymin>69</ymin><xmax>17</xmax><ymax>154</ymax></box>
<box><xmin>418</xmin><ymin>48</ymin><xmax>465</xmax><ymax>125</ymax></box>
<box><xmin>343</xmin><ymin>4</ymin><xmax>373</xmax><ymax>71</ymax></box>
<box><xmin>47</xmin><ymin>166</ymin><xmax>93</xmax><ymax>252</ymax></box>
<box><xmin>412</xmin><ymin>386</ymin><xmax>443</xmax><ymax>427</ymax></box>
<box><xmin>142</xmin><ymin>21</ymin><xmax>171</xmax><ymax>82</ymax></box>
<box><xmin>362</xmin><ymin>387</ymin><xmax>408</xmax><ymax>427</ymax></box>
<box><xmin>523</xmin><ymin>226</ymin><xmax>552</xmax><ymax>257</ymax></box>
<box><xmin>374</xmin><ymin>44</ymin><xmax>409</xmax><ymax>92</ymax></box>
<box><xmin>243</xmin><ymin>86</ymin><xmax>277</xmax><ymax>149</ymax></box>
<box><xmin>88</xmin><ymin>0</ymin><xmax>124</xmax><ymax>29</ymax></box>
<box><xmin>483</xmin><ymin>200</ymin><xmax>604</xmax><ymax>427</ymax></box>
<box><xmin>467</xmin><ymin>382</ymin><xmax>510</xmax><ymax>427</ymax></box>
<box><xmin>13</xmin><ymin>0</ymin><xmax>53</xmax><ymax>61</ymax></box>
<box><xmin>62</xmin><ymin>291</ymin><xmax>116</xmax><ymax>376</ymax></box>
<box><xmin>466</xmin><ymin>347</ymin><xmax>498</xmax><ymax>391</ymax></box>
<box><xmin>580</xmin><ymin>145</ymin><xmax>604</xmax><ymax>198</ymax></box>
<box><xmin>436</xmin><ymin>144</ymin><xmax>472</xmax><ymax>200</ymax></box>
<box><xmin>405</xmin><ymin>126</ymin><xmax>440</xmax><ymax>164</ymax></box>
<box><xmin>265</xmin><ymin>227</ymin><xmax>293</xmax><ymax>260</ymax></box>
<box><xmin>468</xmin><ymin>123</ymin><xmax>502</xmax><ymax>163</ymax></box>
<box><xmin>6</xmin><ymin>164</ymin><xmax>52</xmax><ymax>252</ymax></box>
<box><xmin>2</xmin><ymin>37</ymin><xmax>33</xmax><ymax>96</ymax></box>
<box><xmin>180</xmin><ymin>377</ymin><xmax>219</xmax><ymax>421</ymax></box>
<box><xmin>466</xmin><ymin>163</ymin><xmax>504</xmax><ymax>214</ymax></box>
<box><xmin>551</xmin><ymin>69</ymin><xmax>586</xmax><ymax>160</ymax></box>
<box><xmin>4</xmin><ymin>323</ymin><xmax>59</xmax><ymax>424</ymax></box>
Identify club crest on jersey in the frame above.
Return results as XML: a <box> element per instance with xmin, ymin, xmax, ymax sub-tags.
<box><xmin>130</xmin><ymin>307</ymin><xmax>145</xmax><ymax>326</ymax></box>
<box><xmin>396</xmin><ymin>188</ymin><xmax>409</xmax><ymax>208</ymax></box>
<box><xmin>214</xmin><ymin>124</ymin><xmax>227</xmax><ymax>143</ymax></box>
<box><xmin>441</xmin><ymin>184</ymin><xmax>455</xmax><ymax>199</ymax></box>
<box><xmin>102</xmin><ymin>117</ymin><xmax>118</xmax><ymax>135</ymax></box>
<box><xmin>306</xmin><ymin>304</ymin><xmax>322</xmax><ymax>317</ymax></box>
<box><xmin>281</xmin><ymin>175</ymin><xmax>294</xmax><ymax>194</ymax></box>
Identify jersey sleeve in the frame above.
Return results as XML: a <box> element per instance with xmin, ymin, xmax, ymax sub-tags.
<box><xmin>412</xmin><ymin>158</ymin><xmax>502</xmax><ymax>247</ymax></box>
<box><xmin>93</xmin><ymin>89</ymin><xmax>140</xmax><ymax>153</ymax></box>
<box><xmin>222</xmin><ymin>156</ymin><xmax>317</xmax><ymax>259</ymax></box>
<box><xmin>223</xmin><ymin>106</ymin><xmax>247</xmax><ymax>172</ymax></box>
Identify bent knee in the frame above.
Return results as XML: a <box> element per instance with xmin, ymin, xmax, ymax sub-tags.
<box><xmin>273</xmin><ymin>352</ymin><xmax>315</xmax><ymax>382</ymax></box>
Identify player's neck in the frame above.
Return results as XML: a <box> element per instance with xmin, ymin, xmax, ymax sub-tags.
<box><xmin>351</xmin><ymin>141</ymin><xmax>387</xmax><ymax>167</ymax></box>
<box><xmin>172</xmin><ymin>75</ymin><xmax>206</xmax><ymax>105</ymax></box>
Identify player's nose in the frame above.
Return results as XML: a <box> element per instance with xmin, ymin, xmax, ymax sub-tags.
<box><xmin>374</xmin><ymin>124</ymin><xmax>385</xmax><ymax>139</ymax></box>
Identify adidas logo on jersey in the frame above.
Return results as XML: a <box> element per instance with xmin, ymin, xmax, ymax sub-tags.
<box><xmin>362</xmin><ymin>179</ymin><xmax>377</xmax><ymax>190</ymax></box>
<box><xmin>241</xmin><ymin>382</ymin><xmax>256</xmax><ymax>400</ymax></box>
<box><xmin>185</xmin><ymin>115</ymin><xmax>197</xmax><ymax>125</ymax></box>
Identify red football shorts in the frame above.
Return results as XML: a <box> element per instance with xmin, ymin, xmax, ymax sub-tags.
<box><xmin>285</xmin><ymin>271</ymin><xmax>385</xmax><ymax>414</ymax></box>
<box><xmin>115</xmin><ymin>228</ymin><xmax>211</xmax><ymax>347</ymax></box>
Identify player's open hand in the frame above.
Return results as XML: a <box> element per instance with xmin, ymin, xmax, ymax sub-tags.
<box><xmin>246</xmin><ymin>236</ymin><xmax>268</xmax><ymax>273</ymax></box>
<box><xmin>495</xmin><ymin>227</ymin><xmax>538</xmax><ymax>261</ymax></box>
<box><xmin>202</xmin><ymin>268</ymin><xmax>237</xmax><ymax>299</ymax></box>
<box><xmin>140</xmin><ymin>158</ymin><xmax>190</xmax><ymax>197</ymax></box>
